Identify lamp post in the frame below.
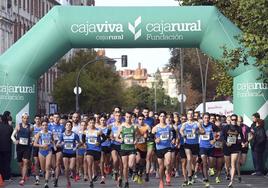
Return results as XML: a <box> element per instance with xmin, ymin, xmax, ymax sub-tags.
<box><xmin>75</xmin><ymin>52</ymin><xmax>127</xmax><ymax>112</ymax></box>
<box><xmin>179</xmin><ymin>48</ymin><xmax>184</xmax><ymax>114</ymax></box>
<box><xmin>196</xmin><ymin>48</ymin><xmax>209</xmax><ymax>114</ymax></box>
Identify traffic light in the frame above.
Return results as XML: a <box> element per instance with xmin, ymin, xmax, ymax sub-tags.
<box><xmin>121</xmin><ymin>55</ymin><xmax>128</xmax><ymax>67</ymax></box>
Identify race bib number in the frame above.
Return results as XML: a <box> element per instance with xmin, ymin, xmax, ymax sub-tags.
<box><xmin>215</xmin><ymin>141</ymin><xmax>223</xmax><ymax>148</ymax></box>
<box><xmin>43</xmin><ymin>139</ymin><xmax>50</xmax><ymax>145</ymax></box>
<box><xmin>186</xmin><ymin>133</ymin><xmax>196</xmax><ymax>139</ymax></box>
<box><xmin>64</xmin><ymin>143</ymin><xmax>73</xmax><ymax>150</ymax></box>
<box><xmin>124</xmin><ymin>135</ymin><xmax>134</xmax><ymax>144</ymax></box>
<box><xmin>201</xmin><ymin>134</ymin><xmax>210</xmax><ymax>141</ymax></box>
<box><xmin>160</xmin><ymin>132</ymin><xmax>169</xmax><ymax>141</ymax></box>
<box><xmin>227</xmin><ymin>136</ymin><xmax>236</xmax><ymax>144</ymax></box>
<box><xmin>137</xmin><ymin>137</ymin><xmax>145</xmax><ymax>144</ymax></box>
<box><xmin>19</xmin><ymin>137</ymin><xmax>28</xmax><ymax>145</ymax></box>
<box><xmin>88</xmin><ymin>137</ymin><xmax>97</xmax><ymax>144</ymax></box>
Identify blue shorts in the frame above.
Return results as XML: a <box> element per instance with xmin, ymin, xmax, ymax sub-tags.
<box><xmin>77</xmin><ymin>148</ymin><xmax>86</xmax><ymax>156</ymax></box>
<box><xmin>199</xmin><ymin>147</ymin><xmax>214</xmax><ymax>157</ymax></box>
<box><xmin>39</xmin><ymin>149</ymin><xmax>52</xmax><ymax>157</ymax></box>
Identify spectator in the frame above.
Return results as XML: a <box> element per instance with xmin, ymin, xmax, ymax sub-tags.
<box><xmin>0</xmin><ymin>111</ymin><xmax>14</xmax><ymax>181</ymax></box>
<box><xmin>252</xmin><ymin>119</ymin><xmax>266</xmax><ymax>176</ymax></box>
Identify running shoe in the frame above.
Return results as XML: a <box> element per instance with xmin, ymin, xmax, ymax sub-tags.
<box><xmin>238</xmin><ymin>176</ymin><xmax>242</xmax><ymax>183</ymax></box>
<box><xmin>175</xmin><ymin>171</ymin><xmax>180</xmax><ymax>177</ymax></box>
<box><xmin>67</xmin><ymin>181</ymin><xmax>71</xmax><ymax>188</ymax></box>
<box><xmin>204</xmin><ymin>179</ymin><xmax>210</xmax><ymax>187</ymax></box>
<box><xmin>133</xmin><ymin>174</ymin><xmax>139</xmax><ymax>182</ymax></box>
<box><xmin>124</xmin><ymin>182</ymin><xmax>129</xmax><ymax>188</ymax></box>
<box><xmin>187</xmin><ymin>178</ymin><xmax>194</xmax><ymax>186</ymax></box>
<box><xmin>100</xmin><ymin>176</ymin><xmax>105</xmax><ymax>184</ymax></box>
<box><xmin>53</xmin><ymin>178</ymin><xmax>58</xmax><ymax>187</ymax></box>
<box><xmin>35</xmin><ymin>179</ymin><xmax>40</xmax><ymax>185</ymax></box>
<box><xmin>215</xmin><ymin>176</ymin><xmax>221</xmax><ymax>183</ymax></box>
<box><xmin>165</xmin><ymin>174</ymin><xmax>171</xmax><ymax>186</ymax></box>
<box><xmin>117</xmin><ymin>178</ymin><xmax>123</xmax><ymax>188</ymax></box>
<box><xmin>92</xmin><ymin>175</ymin><xmax>98</xmax><ymax>182</ymax></box>
<box><xmin>209</xmin><ymin>168</ymin><xmax>215</xmax><ymax>176</ymax></box>
<box><xmin>182</xmin><ymin>181</ymin><xmax>188</xmax><ymax>187</ymax></box>
<box><xmin>228</xmin><ymin>181</ymin><xmax>233</xmax><ymax>187</ymax></box>
<box><xmin>89</xmin><ymin>181</ymin><xmax>94</xmax><ymax>188</ymax></box>
<box><xmin>137</xmin><ymin>176</ymin><xmax>144</xmax><ymax>184</ymax></box>
<box><xmin>84</xmin><ymin>176</ymin><xmax>88</xmax><ymax>181</ymax></box>
<box><xmin>44</xmin><ymin>183</ymin><xmax>49</xmax><ymax>188</ymax></box>
<box><xmin>159</xmin><ymin>180</ymin><xmax>164</xmax><ymax>188</ymax></box>
<box><xmin>145</xmin><ymin>173</ymin><xmax>149</xmax><ymax>182</ymax></box>
<box><xmin>19</xmin><ymin>179</ymin><xmax>24</xmax><ymax>186</ymax></box>
<box><xmin>75</xmin><ymin>175</ymin><xmax>80</xmax><ymax>182</ymax></box>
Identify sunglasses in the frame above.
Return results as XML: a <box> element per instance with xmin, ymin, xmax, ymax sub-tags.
<box><xmin>231</xmin><ymin>119</ymin><xmax>237</xmax><ymax>121</ymax></box>
<box><xmin>138</xmin><ymin>118</ymin><xmax>144</xmax><ymax>120</ymax></box>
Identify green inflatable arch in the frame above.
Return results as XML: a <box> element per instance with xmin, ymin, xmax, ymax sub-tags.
<box><xmin>0</xmin><ymin>6</ymin><xmax>267</xmax><ymax>171</ymax></box>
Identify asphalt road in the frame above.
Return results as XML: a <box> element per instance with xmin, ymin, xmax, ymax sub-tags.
<box><xmin>4</xmin><ymin>174</ymin><xmax>268</xmax><ymax>188</ymax></box>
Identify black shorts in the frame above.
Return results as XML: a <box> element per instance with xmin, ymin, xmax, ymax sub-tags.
<box><xmin>121</xmin><ymin>149</ymin><xmax>136</xmax><ymax>156</ymax></box>
<box><xmin>52</xmin><ymin>147</ymin><xmax>62</xmax><ymax>154</ymax></box>
<box><xmin>32</xmin><ymin>146</ymin><xmax>39</xmax><ymax>158</ymax></box>
<box><xmin>223</xmin><ymin>145</ymin><xmax>240</xmax><ymax>156</ymax></box>
<box><xmin>16</xmin><ymin>145</ymin><xmax>31</xmax><ymax>162</ymax></box>
<box><xmin>63</xmin><ymin>153</ymin><xmax>76</xmax><ymax>158</ymax></box>
<box><xmin>86</xmin><ymin>150</ymin><xmax>101</xmax><ymax>161</ymax></box>
<box><xmin>101</xmin><ymin>146</ymin><xmax>111</xmax><ymax>154</ymax></box>
<box><xmin>241</xmin><ymin>147</ymin><xmax>248</xmax><ymax>154</ymax></box>
<box><xmin>184</xmin><ymin>143</ymin><xmax>199</xmax><ymax>156</ymax></box>
<box><xmin>136</xmin><ymin>148</ymin><xmax>147</xmax><ymax>159</ymax></box>
<box><xmin>199</xmin><ymin>147</ymin><xmax>214</xmax><ymax>157</ymax></box>
<box><xmin>111</xmin><ymin>144</ymin><xmax>121</xmax><ymax>153</ymax></box>
<box><xmin>170</xmin><ymin>147</ymin><xmax>176</xmax><ymax>152</ymax></box>
<box><xmin>156</xmin><ymin>148</ymin><xmax>172</xmax><ymax>159</ymax></box>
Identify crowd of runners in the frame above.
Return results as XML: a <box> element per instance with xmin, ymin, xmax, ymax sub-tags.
<box><xmin>1</xmin><ymin>106</ymin><xmax>267</xmax><ymax>188</ymax></box>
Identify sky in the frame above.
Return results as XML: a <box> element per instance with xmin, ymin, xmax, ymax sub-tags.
<box><xmin>95</xmin><ymin>0</ymin><xmax>180</xmax><ymax>73</ymax></box>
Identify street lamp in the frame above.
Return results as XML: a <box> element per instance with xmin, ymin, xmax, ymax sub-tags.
<box><xmin>196</xmin><ymin>48</ymin><xmax>209</xmax><ymax>114</ymax></box>
<box><xmin>75</xmin><ymin>52</ymin><xmax>127</xmax><ymax>112</ymax></box>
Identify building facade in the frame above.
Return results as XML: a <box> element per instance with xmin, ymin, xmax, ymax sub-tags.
<box><xmin>118</xmin><ymin>63</ymin><xmax>148</xmax><ymax>88</ymax></box>
<box><xmin>0</xmin><ymin>0</ymin><xmax>95</xmax><ymax>115</ymax></box>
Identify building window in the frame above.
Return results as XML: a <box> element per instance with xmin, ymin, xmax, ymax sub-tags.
<box><xmin>27</xmin><ymin>0</ymin><xmax>30</xmax><ymax>13</ymax></box>
<box><xmin>23</xmin><ymin>0</ymin><xmax>25</xmax><ymax>10</ymax></box>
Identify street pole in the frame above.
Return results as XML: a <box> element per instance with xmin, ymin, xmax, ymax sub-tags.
<box><xmin>196</xmin><ymin>48</ymin><xmax>209</xmax><ymax>114</ymax></box>
<box><xmin>154</xmin><ymin>77</ymin><xmax>157</xmax><ymax>112</ymax></box>
<box><xmin>75</xmin><ymin>54</ymin><xmax>127</xmax><ymax>112</ymax></box>
<box><xmin>75</xmin><ymin>57</ymin><xmax>100</xmax><ymax>112</ymax></box>
<box><xmin>179</xmin><ymin>48</ymin><xmax>184</xmax><ymax>114</ymax></box>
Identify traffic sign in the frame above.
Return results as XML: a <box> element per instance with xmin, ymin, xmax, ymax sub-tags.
<box><xmin>178</xmin><ymin>94</ymin><xmax>186</xmax><ymax>102</ymax></box>
<box><xmin>74</xmin><ymin>87</ymin><xmax>82</xmax><ymax>94</ymax></box>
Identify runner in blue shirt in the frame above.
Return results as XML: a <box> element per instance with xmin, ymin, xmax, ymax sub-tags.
<box><xmin>57</xmin><ymin>121</ymin><xmax>80</xmax><ymax>188</ymax></box>
<box><xmin>199</xmin><ymin>113</ymin><xmax>216</xmax><ymax>187</ymax></box>
<box><xmin>98</xmin><ymin>114</ymin><xmax>111</xmax><ymax>184</ymax></box>
<box><xmin>180</xmin><ymin>109</ymin><xmax>204</xmax><ymax>186</ymax></box>
<box><xmin>34</xmin><ymin>121</ymin><xmax>54</xmax><ymax>188</ymax></box>
<box><xmin>49</xmin><ymin>113</ymin><xmax>65</xmax><ymax>187</ymax></box>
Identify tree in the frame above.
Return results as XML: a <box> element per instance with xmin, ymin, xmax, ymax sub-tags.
<box><xmin>168</xmin><ymin>48</ymin><xmax>218</xmax><ymax>102</ymax></box>
<box><xmin>182</xmin><ymin>0</ymin><xmax>268</xmax><ymax>82</ymax></box>
<box><xmin>52</xmin><ymin>49</ymin><xmax>125</xmax><ymax>113</ymax></box>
